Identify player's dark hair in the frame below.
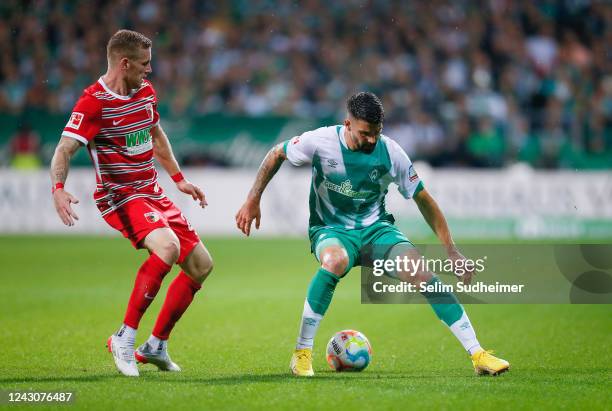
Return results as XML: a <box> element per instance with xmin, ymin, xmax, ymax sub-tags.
<box><xmin>347</xmin><ymin>92</ymin><xmax>384</xmax><ymax>125</ymax></box>
<box><xmin>107</xmin><ymin>30</ymin><xmax>152</xmax><ymax>61</ymax></box>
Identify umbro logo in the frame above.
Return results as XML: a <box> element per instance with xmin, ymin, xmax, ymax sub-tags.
<box><xmin>112</xmin><ymin>118</ymin><xmax>125</xmax><ymax>126</ymax></box>
<box><xmin>327</xmin><ymin>159</ymin><xmax>338</xmax><ymax>168</ymax></box>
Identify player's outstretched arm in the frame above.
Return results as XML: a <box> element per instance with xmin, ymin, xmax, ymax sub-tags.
<box><xmin>414</xmin><ymin>188</ymin><xmax>474</xmax><ymax>283</ymax></box>
<box><xmin>235</xmin><ymin>143</ymin><xmax>287</xmax><ymax>236</ymax></box>
<box><xmin>50</xmin><ymin>137</ymin><xmax>81</xmax><ymax>226</ymax></box>
<box><xmin>151</xmin><ymin>125</ymin><xmax>207</xmax><ymax>208</ymax></box>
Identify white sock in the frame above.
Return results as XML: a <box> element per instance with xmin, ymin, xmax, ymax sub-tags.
<box><xmin>147</xmin><ymin>334</ymin><xmax>163</xmax><ymax>350</ymax></box>
<box><xmin>448</xmin><ymin>312</ymin><xmax>482</xmax><ymax>355</ymax></box>
<box><xmin>117</xmin><ymin>324</ymin><xmax>137</xmax><ymax>342</ymax></box>
<box><xmin>296</xmin><ymin>300</ymin><xmax>323</xmax><ymax>350</ymax></box>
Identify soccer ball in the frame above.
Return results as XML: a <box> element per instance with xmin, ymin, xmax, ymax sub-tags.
<box><xmin>326</xmin><ymin>330</ymin><xmax>372</xmax><ymax>372</ymax></box>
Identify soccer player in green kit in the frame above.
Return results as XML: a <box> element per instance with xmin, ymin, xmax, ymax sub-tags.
<box><xmin>235</xmin><ymin>92</ymin><xmax>509</xmax><ymax>376</ymax></box>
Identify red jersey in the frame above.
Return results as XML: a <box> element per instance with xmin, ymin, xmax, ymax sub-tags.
<box><xmin>62</xmin><ymin>78</ymin><xmax>164</xmax><ymax>216</ymax></box>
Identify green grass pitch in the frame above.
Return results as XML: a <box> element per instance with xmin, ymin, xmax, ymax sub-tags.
<box><xmin>0</xmin><ymin>236</ymin><xmax>610</xmax><ymax>410</ymax></box>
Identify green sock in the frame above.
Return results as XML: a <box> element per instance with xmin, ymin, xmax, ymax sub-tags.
<box><xmin>306</xmin><ymin>268</ymin><xmax>340</xmax><ymax>315</ymax></box>
<box><xmin>421</xmin><ymin>275</ymin><xmax>464</xmax><ymax>326</ymax></box>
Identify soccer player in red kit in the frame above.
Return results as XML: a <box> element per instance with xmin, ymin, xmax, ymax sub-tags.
<box><xmin>50</xmin><ymin>30</ymin><xmax>213</xmax><ymax>377</ymax></box>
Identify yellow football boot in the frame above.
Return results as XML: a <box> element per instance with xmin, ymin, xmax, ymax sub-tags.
<box><xmin>471</xmin><ymin>349</ymin><xmax>510</xmax><ymax>376</ymax></box>
<box><xmin>290</xmin><ymin>348</ymin><xmax>314</xmax><ymax>377</ymax></box>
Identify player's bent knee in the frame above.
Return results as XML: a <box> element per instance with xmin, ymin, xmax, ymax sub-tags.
<box><xmin>144</xmin><ymin>228</ymin><xmax>181</xmax><ymax>265</ymax></box>
<box><xmin>401</xmin><ymin>269</ymin><xmax>433</xmax><ymax>285</ymax></box>
<box><xmin>158</xmin><ymin>239</ymin><xmax>180</xmax><ymax>265</ymax></box>
<box><xmin>198</xmin><ymin>255</ymin><xmax>214</xmax><ymax>279</ymax></box>
<box><xmin>182</xmin><ymin>246</ymin><xmax>213</xmax><ymax>283</ymax></box>
<box><xmin>321</xmin><ymin>254</ymin><xmax>349</xmax><ymax>277</ymax></box>
<box><xmin>187</xmin><ymin>258</ymin><xmax>212</xmax><ymax>284</ymax></box>
<box><xmin>414</xmin><ymin>270</ymin><xmax>433</xmax><ymax>284</ymax></box>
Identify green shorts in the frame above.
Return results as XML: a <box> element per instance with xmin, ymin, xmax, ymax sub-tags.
<box><xmin>309</xmin><ymin>220</ymin><xmax>414</xmax><ymax>276</ymax></box>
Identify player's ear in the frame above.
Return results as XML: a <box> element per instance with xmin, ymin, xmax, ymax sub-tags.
<box><xmin>119</xmin><ymin>57</ymin><xmax>130</xmax><ymax>70</ymax></box>
<box><xmin>344</xmin><ymin>118</ymin><xmax>350</xmax><ymax>129</ymax></box>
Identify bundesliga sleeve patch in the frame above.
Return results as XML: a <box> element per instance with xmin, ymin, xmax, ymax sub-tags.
<box><xmin>409</xmin><ymin>165</ymin><xmax>419</xmax><ymax>182</ymax></box>
<box><xmin>66</xmin><ymin>112</ymin><xmax>84</xmax><ymax>130</ymax></box>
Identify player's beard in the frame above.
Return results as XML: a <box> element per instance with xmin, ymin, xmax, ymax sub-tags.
<box><xmin>360</xmin><ymin>142</ymin><xmax>376</xmax><ymax>153</ymax></box>
<box><xmin>349</xmin><ymin>131</ymin><xmax>376</xmax><ymax>153</ymax></box>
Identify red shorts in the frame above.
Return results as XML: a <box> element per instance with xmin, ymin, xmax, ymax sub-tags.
<box><xmin>102</xmin><ymin>196</ymin><xmax>200</xmax><ymax>264</ymax></box>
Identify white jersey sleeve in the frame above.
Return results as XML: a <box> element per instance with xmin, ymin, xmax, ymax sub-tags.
<box><xmin>283</xmin><ymin>128</ymin><xmax>326</xmax><ymax>166</ymax></box>
<box><xmin>384</xmin><ymin>136</ymin><xmax>424</xmax><ymax>199</ymax></box>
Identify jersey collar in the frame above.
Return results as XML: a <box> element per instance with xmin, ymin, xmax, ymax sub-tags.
<box><xmin>337</xmin><ymin>125</ymin><xmax>349</xmax><ymax>149</ymax></box>
<box><xmin>98</xmin><ymin>77</ymin><xmax>136</xmax><ymax>100</ymax></box>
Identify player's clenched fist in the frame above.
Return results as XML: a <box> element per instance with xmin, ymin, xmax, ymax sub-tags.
<box><xmin>235</xmin><ymin>200</ymin><xmax>261</xmax><ymax>236</ymax></box>
<box><xmin>53</xmin><ymin>189</ymin><xmax>80</xmax><ymax>226</ymax></box>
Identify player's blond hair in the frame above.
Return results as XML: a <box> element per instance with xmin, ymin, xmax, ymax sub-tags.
<box><xmin>107</xmin><ymin>30</ymin><xmax>152</xmax><ymax>63</ymax></box>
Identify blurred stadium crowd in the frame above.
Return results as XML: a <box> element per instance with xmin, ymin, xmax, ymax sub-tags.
<box><xmin>1</xmin><ymin>0</ymin><xmax>611</xmax><ymax>168</ymax></box>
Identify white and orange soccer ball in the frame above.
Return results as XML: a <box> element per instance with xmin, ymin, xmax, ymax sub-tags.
<box><xmin>326</xmin><ymin>330</ymin><xmax>372</xmax><ymax>372</ymax></box>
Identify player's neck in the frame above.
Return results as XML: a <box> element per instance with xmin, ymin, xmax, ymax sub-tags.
<box><xmin>343</xmin><ymin>127</ymin><xmax>358</xmax><ymax>151</ymax></box>
<box><xmin>101</xmin><ymin>71</ymin><xmax>132</xmax><ymax>96</ymax></box>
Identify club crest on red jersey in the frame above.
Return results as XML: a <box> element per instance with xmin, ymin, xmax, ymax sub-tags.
<box><xmin>144</xmin><ymin>212</ymin><xmax>160</xmax><ymax>223</ymax></box>
<box><xmin>145</xmin><ymin>103</ymin><xmax>154</xmax><ymax>121</ymax></box>
<box><xmin>67</xmin><ymin>112</ymin><xmax>84</xmax><ymax>130</ymax></box>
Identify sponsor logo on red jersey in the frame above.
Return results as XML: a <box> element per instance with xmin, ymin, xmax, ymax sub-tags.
<box><xmin>125</xmin><ymin>129</ymin><xmax>153</xmax><ymax>156</ymax></box>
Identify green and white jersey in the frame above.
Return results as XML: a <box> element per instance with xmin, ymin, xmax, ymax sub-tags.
<box><xmin>283</xmin><ymin>125</ymin><xmax>424</xmax><ymax>229</ymax></box>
